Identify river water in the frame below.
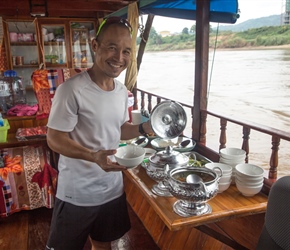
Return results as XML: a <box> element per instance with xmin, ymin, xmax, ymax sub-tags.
<box><xmin>118</xmin><ymin>48</ymin><xmax>290</xmax><ymax>177</ymax></box>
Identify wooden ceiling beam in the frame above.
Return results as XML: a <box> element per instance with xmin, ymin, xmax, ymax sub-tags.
<box><xmin>0</xmin><ymin>0</ymin><xmax>137</xmax><ymax>18</ymax></box>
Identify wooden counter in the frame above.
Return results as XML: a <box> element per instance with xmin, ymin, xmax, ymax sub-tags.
<box><xmin>123</xmin><ymin>165</ymin><xmax>268</xmax><ymax>249</ymax></box>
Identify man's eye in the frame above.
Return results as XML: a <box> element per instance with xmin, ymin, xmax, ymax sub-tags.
<box><xmin>124</xmin><ymin>50</ymin><xmax>131</xmax><ymax>56</ymax></box>
<box><xmin>108</xmin><ymin>46</ymin><xmax>116</xmax><ymax>51</ymax></box>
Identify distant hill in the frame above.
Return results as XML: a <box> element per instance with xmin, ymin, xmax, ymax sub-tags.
<box><xmin>218</xmin><ymin>14</ymin><xmax>282</xmax><ymax>32</ymax></box>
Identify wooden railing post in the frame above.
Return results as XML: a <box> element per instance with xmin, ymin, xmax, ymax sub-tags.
<box><xmin>269</xmin><ymin>135</ymin><xmax>280</xmax><ymax>179</ymax></box>
<box><xmin>219</xmin><ymin>118</ymin><xmax>227</xmax><ymax>150</ymax></box>
<box><xmin>132</xmin><ymin>86</ymin><xmax>138</xmax><ymax>110</ymax></box>
<box><xmin>157</xmin><ymin>97</ymin><xmax>161</xmax><ymax>105</ymax></box>
<box><xmin>242</xmin><ymin>126</ymin><xmax>250</xmax><ymax>163</ymax></box>
<box><xmin>147</xmin><ymin>94</ymin><xmax>152</xmax><ymax>113</ymax></box>
<box><xmin>140</xmin><ymin>91</ymin><xmax>145</xmax><ymax>110</ymax></box>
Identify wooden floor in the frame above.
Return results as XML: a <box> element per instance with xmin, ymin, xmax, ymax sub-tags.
<box><xmin>0</xmin><ymin>204</ymin><xmax>160</xmax><ymax>250</ymax></box>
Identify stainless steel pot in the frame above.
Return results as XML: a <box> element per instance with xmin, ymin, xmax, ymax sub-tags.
<box><xmin>145</xmin><ymin>146</ymin><xmax>189</xmax><ymax>197</ymax></box>
<box><xmin>165</xmin><ymin>166</ymin><xmax>222</xmax><ymax>217</ymax></box>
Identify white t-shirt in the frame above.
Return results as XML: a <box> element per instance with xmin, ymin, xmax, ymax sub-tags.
<box><xmin>47</xmin><ymin>71</ymin><xmax>129</xmax><ymax>206</ymax></box>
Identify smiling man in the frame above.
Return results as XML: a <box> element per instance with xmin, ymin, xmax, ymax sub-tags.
<box><xmin>45</xmin><ymin>17</ymin><xmax>152</xmax><ymax>250</ymax></box>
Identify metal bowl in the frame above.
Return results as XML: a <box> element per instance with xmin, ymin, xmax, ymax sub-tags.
<box><xmin>166</xmin><ymin>167</ymin><xmax>221</xmax><ymax>217</ymax></box>
<box><xmin>150</xmin><ymin>100</ymin><xmax>187</xmax><ymax>139</ymax></box>
<box><xmin>145</xmin><ymin>147</ymin><xmax>189</xmax><ymax>197</ymax></box>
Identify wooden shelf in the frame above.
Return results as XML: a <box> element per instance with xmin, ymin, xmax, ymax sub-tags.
<box><xmin>44</xmin><ymin>41</ymin><xmax>65</xmax><ymax>46</ymax></box>
<box><xmin>45</xmin><ymin>63</ymin><xmax>67</xmax><ymax>68</ymax></box>
<box><xmin>13</xmin><ymin>64</ymin><xmax>39</xmax><ymax>68</ymax></box>
<box><xmin>73</xmin><ymin>62</ymin><xmax>93</xmax><ymax>68</ymax></box>
<box><xmin>10</xmin><ymin>42</ymin><xmax>37</xmax><ymax>46</ymax></box>
<box><xmin>72</xmin><ymin>42</ymin><xmax>89</xmax><ymax>45</ymax></box>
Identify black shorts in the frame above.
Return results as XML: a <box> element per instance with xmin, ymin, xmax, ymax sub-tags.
<box><xmin>45</xmin><ymin>192</ymin><xmax>131</xmax><ymax>250</ymax></box>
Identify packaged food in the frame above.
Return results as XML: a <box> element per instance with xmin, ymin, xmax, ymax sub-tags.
<box><xmin>16</xmin><ymin>126</ymin><xmax>47</xmax><ymax>140</ymax></box>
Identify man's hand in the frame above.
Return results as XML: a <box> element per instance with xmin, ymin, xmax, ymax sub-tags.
<box><xmin>91</xmin><ymin>149</ymin><xmax>127</xmax><ymax>172</ymax></box>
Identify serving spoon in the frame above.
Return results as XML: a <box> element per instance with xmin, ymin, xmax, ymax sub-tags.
<box><xmin>179</xmin><ymin>139</ymin><xmax>191</xmax><ymax>148</ymax></box>
<box><xmin>186</xmin><ymin>174</ymin><xmax>203</xmax><ymax>184</ymax></box>
<box><xmin>133</xmin><ymin>137</ymin><xmax>146</xmax><ymax>146</ymax></box>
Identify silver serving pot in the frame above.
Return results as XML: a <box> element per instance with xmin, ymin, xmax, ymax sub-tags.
<box><xmin>165</xmin><ymin>166</ymin><xmax>222</xmax><ymax>217</ymax></box>
<box><xmin>146</xmin><ymin>146</ymin><xmax>189</xmax><ymax>182</ymax></box>
<box><xmin>145</xmin><ymin>146</ymin><xmax>189</xmax><ymax>197</ymax></box>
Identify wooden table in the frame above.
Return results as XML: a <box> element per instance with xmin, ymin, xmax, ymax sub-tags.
<box><xmin>123</xmin><ymin>165</ymin><xmax>268</xmax><ymax>250</ymax></box>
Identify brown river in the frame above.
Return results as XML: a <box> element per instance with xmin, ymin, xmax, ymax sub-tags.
<box><xmin>118</xmin><ymin>47</ymin><xmax>290</xmax><ymax>177</ymax></box>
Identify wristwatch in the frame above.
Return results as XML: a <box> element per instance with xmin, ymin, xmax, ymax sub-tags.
<box><xmin>138</xmin><ymin>123</ymin><xmax>147</xmax><ymax>136</ymax></box>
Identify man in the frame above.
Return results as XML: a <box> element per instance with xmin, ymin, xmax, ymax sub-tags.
<box><xmin>45</xmin><ymin>17</ymin><xmax>152</xmax><ymax>250</ymax></box>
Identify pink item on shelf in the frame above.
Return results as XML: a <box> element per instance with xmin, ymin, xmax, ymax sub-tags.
<box><xmin>9</xmin><ymin>32</ymin><xmax>18</xmax><ymax>42</ymax></box>
<box><xmin>17</xmin><ymin>33</ymin><xmax>24</xmax><ymax>42</ymax></box>
<box><xmin>7</xmin><ymin>104</ymin><xmax>38</xmax><ymax>116</ymax></box>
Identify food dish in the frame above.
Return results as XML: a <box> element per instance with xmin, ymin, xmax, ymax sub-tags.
<box><xmin>184</xmin><ymin>151</ymin><xmax>212</xmax><ymax>167</ymax></box>
<box><xmin>130</xmin><ymin>136</ymin><xmax>149</xmax><ymax>147</ymax></box>
<box><xmin>150</xmin><ymin>137</ymin><xmax>196</xmax><ymax>152</ymax></box>
<box><xmin>119</xmin><ymin>136</ymin><xmax>149</xmax><ymax>148</ymax></box>
<box><xmin>140</xmin><ymin>148</ymin><xmax>156</xmax><ymax>168</ymax></box>
<box><xmin>144</xmin><ymin>148</ymin><xmax>156</xmax><ymax>159</ymax></box>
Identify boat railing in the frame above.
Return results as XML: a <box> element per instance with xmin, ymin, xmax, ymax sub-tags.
<box><xmin>133</xmin><ymin>88</ymin><xmax>290</xmax><ymax>192</ymax></box>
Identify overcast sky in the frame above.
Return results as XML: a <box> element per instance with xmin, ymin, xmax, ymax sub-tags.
<box><xmin>148</xmin><ymin>0</ymin><xmax>284</xmax><ymax>33</ymax></box>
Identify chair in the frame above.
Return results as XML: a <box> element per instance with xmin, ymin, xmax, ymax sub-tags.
<box><xmin>256</xmin><ymin>176</ymin><xmax>290</xmax><ymax>250</ymax></box>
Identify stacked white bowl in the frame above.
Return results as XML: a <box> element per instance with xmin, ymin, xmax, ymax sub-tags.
<box><xmin>219</xmin><ymin>148</ymin><xmax>246</xmax><ymax>182</ymax></box>
<box><xmin>205</xmin><ymin>163</ymin><xmax>233</xmax><ymax>193</ymax></box>
<box><xmin>235</xmin><ymin>163</ymin><xmax>264</xmax><ymax>196</ymax></box>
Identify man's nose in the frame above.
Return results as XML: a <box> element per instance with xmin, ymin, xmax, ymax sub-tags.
<box><xmin>113</xmin><ymin>49</ymin><xmax>123</xmax><ymax>60</ymax></box>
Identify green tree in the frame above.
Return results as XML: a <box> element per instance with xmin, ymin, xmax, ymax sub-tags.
<box><xmin>148</xmin><ymin>26</ymin><xmax>163</xmax><ymax>45</ymax></box>
<box><xmin>190</xmin><ymin>24</ymin><xmax>196</xmax><ymax>34</ymax></box>
<box><xmin>182</xmin><ymin>27</ymin><xmax>189</xmax><ymax>35</ymax></box>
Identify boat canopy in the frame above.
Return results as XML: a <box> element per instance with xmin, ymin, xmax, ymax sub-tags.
<box><xmin>110</xmin><ymin>0</ymin><xmax>239</xmax><ymax>24</ymax></box>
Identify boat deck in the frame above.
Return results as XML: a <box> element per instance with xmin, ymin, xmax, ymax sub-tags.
<box><xmin>0</xmin><ymin>203</ymin><xmax>159</xmax><ymax>250</ymax></box>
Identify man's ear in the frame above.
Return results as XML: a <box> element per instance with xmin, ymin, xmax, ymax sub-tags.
<box><xmin>92</xmin><ymin>39</ymin><xmax>99</xmax><ymax>51</ymax></box>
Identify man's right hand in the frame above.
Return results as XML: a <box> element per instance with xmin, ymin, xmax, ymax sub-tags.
<box><xmin>91</xmin><ymin>149</ymin><xmax>127</xmax><ymax>172</ymax></box>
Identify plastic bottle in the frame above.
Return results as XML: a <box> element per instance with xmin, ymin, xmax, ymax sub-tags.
<box><xmin>59</xmin><ymin>54</ymin><xmax>63</xmax><ymax>64</ymax></box>
<box><xmin>0</xmin><ymin>113</ymin><xmax>4</xmax><ymax>127</ymax></box>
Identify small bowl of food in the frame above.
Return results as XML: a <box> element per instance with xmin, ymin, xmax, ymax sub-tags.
<box><xmin>115</xmin><ymin>145</ymin><xmax>145</xmax><ymax>168</ymax></box>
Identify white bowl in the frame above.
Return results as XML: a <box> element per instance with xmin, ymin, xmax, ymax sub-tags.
<box><xmin>235</xmin><ymin>178</ymin><xmax>264</xmax><ymax>187</ymax></box>
<box><xmin>235</xmin><ymin>163</ymin><xmax>264</xmax><ymax>178</ymax></box>
<box><xmin>220</xmin><ymin>148</ymin><xmax>246</xmax><ymax>160</ymax></box>
<box><xmin>235</xmin><ymin>171</ymin><xmax>264</xmax><ymax>182</ymax></box>
<box><xmin>205</xmin><ymin>162</ymin><xmax>233</xmax><ymax>175</ymax></box>
<box><xmin>219</xmin><ymin>175</ymin><xmax>232</xmax><ymax>184</ymax></box>
<box><xmin>219</xmin><ymin>157</ymin><xmax>244</xmax><ymax>166</ymax></box>
<box><xmin>115</xmin><ymin>145</ymin><xmax>145</xmax><ymax>168</ymax></box>
<box><xmin>218</xmin><ymin>181</ymin><xmax>231</xmax><ymax>193</ymax></box>
<box><xmin>236</xmin><ymin>182</ymin><xmax>263</xmax><ymax>196</ymax></box>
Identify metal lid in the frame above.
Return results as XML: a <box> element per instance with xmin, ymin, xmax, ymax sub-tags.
<box><xmin>150</xmin><ymin>100</ymin><xmax>187</xmax><ymax>139</ymax></box>
<box><xmin>149</xmin><ymin>146</ymin><xmax>189</xmax><ymax>168</ymax></box>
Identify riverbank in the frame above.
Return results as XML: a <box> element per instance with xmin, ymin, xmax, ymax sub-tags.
<box><xmin>145</xmin><ymin>43</ymin><xmax>290</xmax><ymax>52</ymax></box>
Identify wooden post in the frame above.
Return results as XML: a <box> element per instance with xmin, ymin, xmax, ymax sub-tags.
<box><xmin>133</xmin><ymin>14</ymin><xmax>154</xmax><ymax>110</ymax></box>
<box><xmin>269</xmin><ymin>135</ymin><xmax>280</xmax><ymax>179</ymax></box>
<box><xmin>192</xmin><ymin>0</ymin><xmax>210</xmax><ymax>142</ymax></box>
<box><xmin>242</xmin><ymin>126</ymin><xmax>250</xmax><ymax>163</ymax></box>
<box><xmin>219</xmin><ymin>118</ymin><xmax>227</xmax><ymax>150</ymax></box>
